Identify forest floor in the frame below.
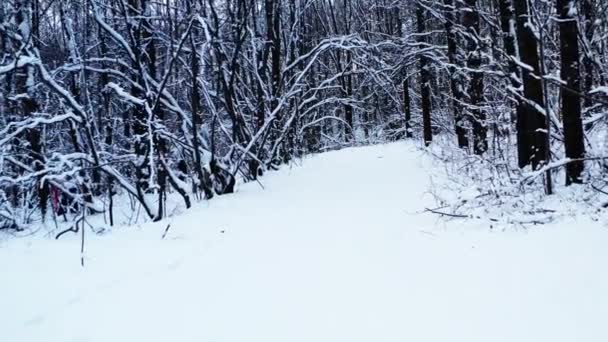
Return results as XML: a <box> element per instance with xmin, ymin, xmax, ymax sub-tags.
<box><xmin>2</xmin><ymin>142</ymin><xmax>608</xmax><ymax>342</ymax></box>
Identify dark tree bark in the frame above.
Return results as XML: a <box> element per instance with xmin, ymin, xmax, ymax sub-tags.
<box><xmin>403</xmin><ymin>78</ymin><xmax>412</xmax><ymax>138</ymax></box>
<box><xmin>557</xmin><ymin>0</ymin><xmax>585</xmax><ymax>184</ymax></box>
<box><xmin>581</xmin><ymin>0</ymin><xmax>595</xmax><ymax>109</ymax></box>
<box><xmin>254</xmin><ymin>1</ymin><xmax>267</xmax><ymax>131</ymax></box>
<box><xmin>463</xmin><ymin>0</ymin><xmax>487</xmax><ymax>154</ymax></box>
<box><xmin>416</xmin><ymin>3</ymin><xmax>432</xmax><ymax>146</ymax></box>
<box><xmin>343</xmin><ymin>0</ymin><xmax>354</xmax><ymax>142</ymax></box>
<box><xmin>327</xmin><ymin>0</ymin><xmax>353</xmax><ymax>141</ymax></box>
<box><xmin>127</xmin><ymin>0</ymin><xmax>151</xmax><ymax>192</ymax></box>
<box><xmin>190</xmin><ymin>7</ymin><xmax>214</xmax><ymax>199</ymax></box>
<box><xmin>16</xmin><ymin>0</ymin><xmax>48</xmax><ymax>219</ymax></box>
<box><xmin>97</xmin><ymin>18</ymin><xmax>111</xmax><ymax>145</ymax></box>
<box><xmin>444</xmin><ymin>0</ymin><xmax>468</xmax><ymax>148</ymax></box>
<box><xmin>497</xmin><ymin>0</ymin><xmax>528</xmax><ymax>167</ymax></box>
<box><xmin>344</xmin><ymin>50</ymin><xmax>354</xmax><ymax>142</ymax></box>
<box><xmin>267</xmin><ymin>0</ymin><xmax>282</xmax><ymax>116</ymax></box>
<box><xmin>513</xmin><ymin>0</ymin><xmax>547</xmax><ymax>169</ymax></box>
<box><xmin>141</xmin><ymin>0</ymin><xmax>168</xmax><ymax>220</ymax></box>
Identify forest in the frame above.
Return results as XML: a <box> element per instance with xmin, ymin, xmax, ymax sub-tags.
<box><xmin>1</xmin><ymin>0</ymin><xmax>607</xmax><ymax>230</ymax></box>
<box><xmin>3</xmin><ymin>1</ymin><xmax>608</xmax><ymax>340</ymax></box>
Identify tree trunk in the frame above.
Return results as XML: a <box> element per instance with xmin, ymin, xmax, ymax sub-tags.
<box><xmin>497</xmin><ymin>0</ymin><xmax>529</xmax><ymax>167</ymax></box>
<box><xmin>416</xmin><ymin>4</ymin><xmax>432</xmax><ymax>146</ymax></box>
<box><xmin>557</xmin><ymin>0</ymin><xmax>585</xmax><ymax>184</ymax></box>
<box><xmin>513</xmin><ymin>0</ymin><xmax>547</xmax><ymax>169</ymax></box>
<box><xmin>581</xmin><ymin>0</ymin><xmax>595</xmax><ymax>109</ymax></box>
<box><xmin>463</xmin><ymin>0</ymin><xmax>487</xmax><ymax>154</ymax></box>
<box><xmin>444</xmin><ymin>0</ymin><xmax>468</xmax><ymax>148</ymax></box>
<box><xmin>17</xmin><ymin>0</ymin><xmax>48</xmax><ymax>219</ymax></box>
<box><xmin>403</xmin><ymin>78</ymin><xmax>412</xmax><ymax>138</ymax></box>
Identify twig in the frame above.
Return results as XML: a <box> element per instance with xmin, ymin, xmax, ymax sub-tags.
<box><xmin>522</xmin><ymin>157</ymin><xmax>608</xmax><ymax>183</ymax></box>
<box><xmin>161</xmin><ymin>224</ymin><xmax>172</xmax><ymax>239</ymax></box>
<box><xmin>55</xmin><ymin>218</ymin><xmax>82</xmax><ymax>239</ymax></box>
<box><xmin>424</xmin><ymin>207</ymin><xmax>499</xmax><ymax>222</ymax></box>
<box><xmin>424</xmin><ymin>207</ymin><xmax>470</xmax><ymax>218</ymax></box>
<box><xmin>80</xmin><ymin>211</ymin><xmax>85</xmax><ymax>268</ymax></box>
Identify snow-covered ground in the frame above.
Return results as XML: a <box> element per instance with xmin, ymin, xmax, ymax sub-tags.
<box><xmin>2</xmin><ymin>142</ymin><xmax>608</xmax><ymax>342</ymax></box>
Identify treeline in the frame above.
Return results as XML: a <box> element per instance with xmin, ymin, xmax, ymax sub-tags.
<box><xmin>0</xmin><ymin>0</ymin><xmax>606</xmax><ymax>230</ymax></box>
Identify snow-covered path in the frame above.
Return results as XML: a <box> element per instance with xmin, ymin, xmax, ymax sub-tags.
<box><xmin>2</xmin><ymin>142</ymin><xmax>608</xmax><ymax>342</ymax></box>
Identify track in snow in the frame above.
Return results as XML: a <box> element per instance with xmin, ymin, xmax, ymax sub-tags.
<box><xmin>2</xmin><ymin>142</ymin><xmax>608</xmax><ymax>342</ymax></box>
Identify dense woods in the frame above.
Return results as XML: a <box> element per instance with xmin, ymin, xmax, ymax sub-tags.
<box><xmin>1</xmin><ymin>0</ymin><xmax>607</xmax><ymax>230</ymax></box>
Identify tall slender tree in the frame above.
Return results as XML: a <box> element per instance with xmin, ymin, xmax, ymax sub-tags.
<box><xmin>444</xmin><ymin>0</ymin><xmax>468</xmax><ymax>148</ymax></box>
<box><xmin>497</xmin><ymin>0</ymin><xmax>528</xmax><ymax>167</ymax></box>
<box><xmin>557</xmin><ymin>0</ymin><xmax>585</xmax><ymax>184</ymax></box>
<box><xmin>416</xmin><ymin>2</ymin><xmax>432</xmax><ymax>146</ymax></box>
<box><xmin>463</xmin><ymin>0</ymin><xmax>487</xmax><ymax>154</ymax></box>
<box><xmin>513</xmin><ymin>0</ymin><xmax>547</xmax><ymax>169</ymax></box>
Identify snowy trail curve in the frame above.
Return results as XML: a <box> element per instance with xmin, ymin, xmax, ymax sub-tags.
<box><xmin>2</xmin><ymin>142</ymin><xmax>608</xmax><ymax>342</ymax></box>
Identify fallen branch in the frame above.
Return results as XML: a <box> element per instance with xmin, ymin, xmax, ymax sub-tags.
<box><xmin>55</xmin><ymin>221</ymin><xmax>80</xmax><ymax>240</ymax></box>
<box><xmin>424</xmin><ymin>207</ymin><xmax>499</xmax><ymax>222</ymax></box>
<box><xmin>424</xmin><ymin>207</ymin><xmax>469</xmax><ymax>218</ymax></box>
<box><xmin>55</xmin><ymin>215</ymin><xmax>94</xmax><ymax>240</ymax></box>
<box><xmin>161</xmin><ymin>224</ymin><xmax>172</xmax><ymax>239</ymax></box>
<box><xmin>522</xmin><ymin>157</ymin><xmax>608</xmax><ymax>183</ymax></box>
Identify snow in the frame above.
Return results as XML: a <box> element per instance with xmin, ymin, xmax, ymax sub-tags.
<box><xmin>106</xmin><ymin>82</ymin><xmax>146</xmax><ymax>105</ymax></box>
<box><xmin>567</xmin><ymin>1</ymin><xmax>578</xmax><ymax>17</ymax></box>
<box><xmin>2</xmin><ymin>142</ymin><xmax>608</xmax><ymax>342</ymax></box>
<box><xmin>0</xmin><ymin>56</ymin><xmax>38</xmax><ymax>75</ymax></box>
<box><xmin>590</xmin><ymin>86</ymin><xmax>608</xmax><ymax>96</ymax></box>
